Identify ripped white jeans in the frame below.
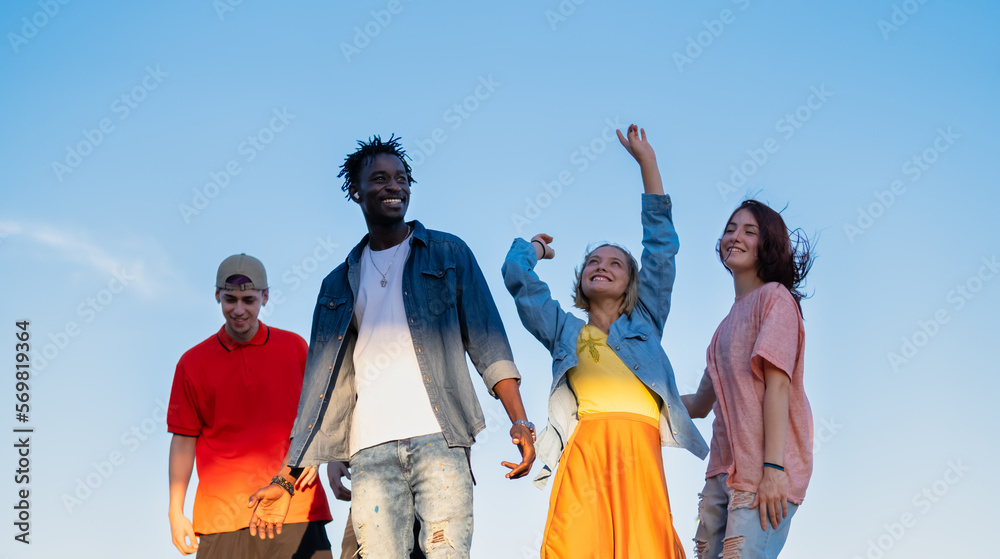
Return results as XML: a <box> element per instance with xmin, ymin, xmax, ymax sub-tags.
<box><xmin>350</xmin><ymin>432</ymin><xmax>474</xmax><ymax>558</ymax></box>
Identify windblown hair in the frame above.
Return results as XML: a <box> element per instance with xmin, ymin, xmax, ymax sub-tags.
<box><xmin>717</xmin><ymin>199</ymin><xmax>813</xmax><ymax>310</ymax></box>
<box><xmin>337</xmin><ymin>134</ymin><xmax>415</xmax><ymax>199</ymax></box>
<box><xmin>572</xmin><ymin>243</ymin><xmax>640</xmax><ymax>317</ymax></box>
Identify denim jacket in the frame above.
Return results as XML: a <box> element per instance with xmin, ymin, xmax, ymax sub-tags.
<box><xmin>502</xmin><ymin>193</ymin><xmax>709</xmax><ymax>488</ymax></box>
<box><xmin>284</xmin><ymin>221</ymin><xmax>521</xmax><ymax>466</ymax></box>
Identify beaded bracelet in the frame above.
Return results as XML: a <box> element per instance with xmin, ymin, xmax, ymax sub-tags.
<box><xmin>271</xmin><ymin>475</ymin><xmax>295</xmax><ymax>496</ymax></box>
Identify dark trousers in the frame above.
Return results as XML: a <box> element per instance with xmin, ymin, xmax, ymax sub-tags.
<box><xmin>197</xmin><ymin>520</ymin><xmax>333</xmax><ymax>559</ymax></box>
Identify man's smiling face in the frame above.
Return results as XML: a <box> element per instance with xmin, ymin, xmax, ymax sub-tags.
<box><xmin>350</xmin><ymin>153</ymin><xmax>411</xmax><ymax>226</ymax></box>
<box><xmin>215</xmin><ymin>288</ymin><xmax>268</xmax><ymax>342</ymax></box>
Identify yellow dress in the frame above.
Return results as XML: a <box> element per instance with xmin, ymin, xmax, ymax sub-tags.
<box><xmin>541</xmin><ymin>325</ymin><xmax>686</xmax><ymax>559</ymax></box>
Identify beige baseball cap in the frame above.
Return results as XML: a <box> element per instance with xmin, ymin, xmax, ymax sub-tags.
<box><xmin>216</xmin><ymin>253</ymin><xmax>268</xmax><ymax>291</ymax></box>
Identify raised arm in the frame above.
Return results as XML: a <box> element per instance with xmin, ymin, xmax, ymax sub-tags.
<box><xmin>501</xmin><ymin>235</ymin><xmax>570</xmax><ymax>354</ymax></box>
<box><xmin>617</xmin><ymin>125</ymin><xmax>663</xmax><ymax>195</ymax></box>
<box><xmin>618</xmin><ymin>125</ymin><xmax>678</xmax><ymax>330</ymax></box>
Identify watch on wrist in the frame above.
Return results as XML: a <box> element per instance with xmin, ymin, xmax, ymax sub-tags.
<box><xmin>513</xmin><ymin>419</ymin><xmax>536</xmax><ymax>439</ymax></box>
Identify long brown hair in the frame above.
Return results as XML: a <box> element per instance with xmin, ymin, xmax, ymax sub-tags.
<box><xmin>717</xmin><ymin>200</ymin><xmax>813</xmax><ymax>310</ymax></box>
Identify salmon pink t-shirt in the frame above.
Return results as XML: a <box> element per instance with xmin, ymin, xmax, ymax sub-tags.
<box><xmin>705</xmin><ymin>283</ymin><xmax>813</xmax><ymax>504</ymax></box>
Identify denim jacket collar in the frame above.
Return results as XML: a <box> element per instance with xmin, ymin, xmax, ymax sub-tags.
<box><xmin>346</xmin><ymin>220</ymin><xmax>429</xmax><ymax>266</ymax></box>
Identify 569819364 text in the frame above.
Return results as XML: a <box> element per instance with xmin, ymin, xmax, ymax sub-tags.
<box><xmin>14</xmin><ymin>319</ymin><xmax>32</xmax><ymax>545</ymax></box>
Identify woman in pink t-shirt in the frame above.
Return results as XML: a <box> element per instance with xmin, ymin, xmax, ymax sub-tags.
<box><xmin>683</xmin><ymin>200</ymin><xmax>814</xmax><ymax>559</ymax></box>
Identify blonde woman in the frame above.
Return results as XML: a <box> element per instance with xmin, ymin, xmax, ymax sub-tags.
<box><xmin>503</xmin><ymin>125</ymin><xmax>707</xmax><ymax>558</ymax></box>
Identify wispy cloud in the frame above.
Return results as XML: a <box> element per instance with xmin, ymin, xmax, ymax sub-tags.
<box><xmin>0</xmin><ymin>220</ymin><xmax>22</xmax><ymax>242</ymax></box>
<box><xmin>0</xmin><ymin>219</ymin><xmax>174</xmax><ymax>298</ymax></box>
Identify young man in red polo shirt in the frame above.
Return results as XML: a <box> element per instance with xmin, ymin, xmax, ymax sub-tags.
<box><xmin>167</xmin><ymin>253</ymin><xmax>333</xmax><ymax>557</ymax></box>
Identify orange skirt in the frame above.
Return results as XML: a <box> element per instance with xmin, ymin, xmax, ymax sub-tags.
<box><xmin>541</xmin><ymin>412</ymin><xmax>686</xmax><ymax>559</ymax></box>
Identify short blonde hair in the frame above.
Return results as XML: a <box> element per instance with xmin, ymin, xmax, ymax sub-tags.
<box><xmin>572</xmin><ymin>243</ymin><xmax>639</xmax><ymax>316</ymax></box>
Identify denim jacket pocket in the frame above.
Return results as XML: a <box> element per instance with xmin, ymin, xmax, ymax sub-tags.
<box><xmin>623</xmin><ymin>323</ymin><xmax>651</xmax><ymax>341</ymax></box>
<box><xmin>315</xmin><ymin>295</ymin><xmax>349</xmax><ymax>342</ymax></box>
<box><xmin>421</xmin><ymin>265</ymin><xmax>457</xmax><ymax>316</ymax></box>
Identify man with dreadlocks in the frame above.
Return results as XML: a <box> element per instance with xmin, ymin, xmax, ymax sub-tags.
<box><xmin>248</xmin><ymin>135</ymin><xmax>536</xmax><ymax>558</ymax></box>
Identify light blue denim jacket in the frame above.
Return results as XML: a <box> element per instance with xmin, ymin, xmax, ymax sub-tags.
<box><xmin>284</xmin><ymin>221</ymin><xmax>521</xmax><ymax>466</ymax></box>
<box><xmin>502</xmin><ymin>193</ymin><xmax>708</xmax><ymax>488</ymax></box>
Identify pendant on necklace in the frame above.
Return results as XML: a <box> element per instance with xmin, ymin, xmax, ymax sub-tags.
<box><xmin>380</xmin><ymin>278</ymin><xmax>387</xmax><ymax>287</ymax></box>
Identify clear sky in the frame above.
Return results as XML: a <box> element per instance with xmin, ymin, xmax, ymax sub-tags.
<box><xmin>2</xmin><ymin>1</ymin><xmax>997</xmax><ymax>557</ymax></box>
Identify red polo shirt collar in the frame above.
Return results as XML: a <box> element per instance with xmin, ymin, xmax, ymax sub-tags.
<box><xmin>216</xmin><ymin>321</ymin><xmax>270</xmax><ymax>351</ymax></box>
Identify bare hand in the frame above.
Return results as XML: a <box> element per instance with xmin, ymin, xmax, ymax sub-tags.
<box><xmin>751</xmin><ymin>467</ymin><xmax>789</xmax><ymax>530</ymax></box>
<box><xmin>501</xmin><ymin>424</ymin><xmax>536</xmax><ymax>479</ymax></box>
<box><xmin>247</xmin><ymin>484</ymin><xmax>291</xmax><ymax>539</ymax></box>
<box><xmin>617</xmin><ymin>124</ymin><xmax>656</xmax><ymax>165</ymax></box>
<box><xmin>530</xmin><ymin>234</ymin><xmax>555</xmax><ymax>260</ymax></box>
<box><xmin>294</xmin><ymin>466</ymin><xmax>318</xmax><ymax>490</ymax></box>
<box><xmin>326</xmin><ymin>461</ymin><xmax>353</xmax><ymax>501</ymax></box>
<box><xmin>169</xmin><ymin>510</ymin><xmax>198</xmax><ymax>555</ymax></box>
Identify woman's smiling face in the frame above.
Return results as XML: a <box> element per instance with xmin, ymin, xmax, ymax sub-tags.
<box><xmin>581</xmin><ymin>245</ymin><xmax>631</xmax><ymax>303</ymax></box>
<box><xmin>720</xmin><ymin>208</ymin><xmax>760</xmax><ymax>275</ymax></box>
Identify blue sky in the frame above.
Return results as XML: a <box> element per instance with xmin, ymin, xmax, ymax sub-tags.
<box><xmin>2</xmin><ymin>1</ymin><xmax>997</xmax><ymax>557</ymax></box>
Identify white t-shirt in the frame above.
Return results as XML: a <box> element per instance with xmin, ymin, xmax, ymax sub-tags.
<box><xmin>350</xmin><ymin>234</ymin><xmax>442</xmax><ymax>456</ymax></box>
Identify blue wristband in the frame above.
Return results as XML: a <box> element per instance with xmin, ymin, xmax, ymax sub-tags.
<box><xmin>763</xmin><ymin>462</ymin><xmax>784</xmax><ymax>472</ymax></box>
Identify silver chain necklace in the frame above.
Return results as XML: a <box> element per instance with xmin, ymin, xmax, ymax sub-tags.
<box><xmin>367</xmin><ymin>225</ymin><xmax>410</xmax><ymax>288</ymax></box>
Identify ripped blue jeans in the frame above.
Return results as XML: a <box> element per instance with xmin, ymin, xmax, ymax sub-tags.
<box><xmin>694</xmin><ymin>474</ymin><xmax>799</xmax><ymax>559</ymax></box>
<box><xmin>350</xmin><ymin>432</ymin><xmax>474</xmax><ymax>558</ymax></box>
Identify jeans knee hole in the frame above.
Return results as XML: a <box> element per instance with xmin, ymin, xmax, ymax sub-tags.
<box><xmin>722</xmin><ymin>535</ymin><xmax>745</xmax><ymax>559</ymax></box>
<box><xmin>426</xmin><ymin>520</ymin><xmax>454</xmax><ymax>551</ymax></box>
<box><xmin>728</xmin><ymin>490</ymin><xmax>755</xmax><ymax>510</ymax></box>
<box><xmin>694</xmin><ymin>539</ymin><xmax>710</xmax><ymax>559</ymax></box>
